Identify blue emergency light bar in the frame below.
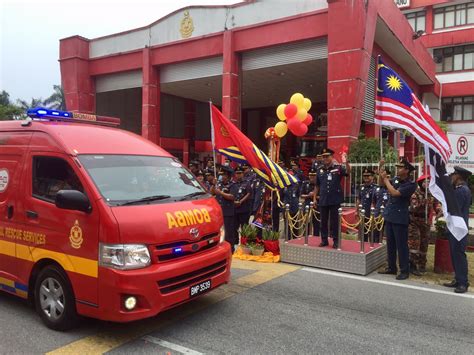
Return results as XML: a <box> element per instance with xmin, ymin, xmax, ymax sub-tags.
<box><xmin>173</xmin><ymin>247</ymin><xmax>183</xmax><ymax>253</ymax></box>
<box><xmin>26</xmin><ymin>107</ymin><xmax>120</xmax><ymax>126</ymax></box>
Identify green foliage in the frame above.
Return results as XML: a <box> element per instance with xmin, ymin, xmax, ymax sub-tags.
<box><xmin>262</xmin><ymin>228</ymin><xmax>280</xmax><ymax>241</ymax></box>
<box><xmin>240</xmin><ymin>224</ymin><xmax>257</xmax><ymax>243</ymax></box>
<box><xmin>0</xmin><ymin>104</ymin><xmax>23</xmax><ymax>120</ymax></box>
<box><xmin>44</xmin><ymin>85</ymin><xmax>66</xmax><ymax>110</ymax></box>
<box><xmin>348</xmin><ymin>138</ymin><xmax>397</xmax><ymax>163</ymax></box>
<box><xmin>434</xmin><ymin>219</ymin><xmax>448</xmax><ymax>240</ymax></box>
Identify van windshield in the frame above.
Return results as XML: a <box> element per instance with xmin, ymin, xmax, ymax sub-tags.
<box><xmin>78</xmin><ymin>155</ymin><xmax>207</xmax><ymax>206</ymax></box>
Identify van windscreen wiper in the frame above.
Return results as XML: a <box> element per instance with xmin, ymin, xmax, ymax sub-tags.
<box><xmin>119</xmin><ymin>195</ymin><xmax>171</xmax><ymax>206</ymax></box>
<box><xmin>179</xmin><ymin>191</ymin><xmax>208</xmax><ymax>201</ymax></box>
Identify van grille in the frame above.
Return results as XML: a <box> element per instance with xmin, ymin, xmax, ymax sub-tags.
<box><xmin>157</xmin><ymin>259</ymin><xmax>227</xmax><ymax>294</ymax></box>
<box><xmin>153</xmin><ymin>232</ymin><xmax>219</xmax><ymax>262</ymax></box>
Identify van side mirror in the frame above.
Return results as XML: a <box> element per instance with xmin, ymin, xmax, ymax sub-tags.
<box><xmin>55</xmin><ymin>190</ymin><xmax>92</xmax><ymax>213</ymax></box>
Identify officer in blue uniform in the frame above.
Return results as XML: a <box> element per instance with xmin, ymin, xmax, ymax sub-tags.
<box><xmin>234</xmin><ymin>166</ymin><xmax>252</xmax><ymax>231</ymax></box>
<box><xmin>211</xmin><ymin>166</ymin><xmax>238</xmax><ymax>252</ymax></box>
<box><xmin>290</xmin><ymin>157</ymin><xmax>305</xmax><ymax>182</ymax></box>
<box><xmin>373</xmin><ymin>167</ymin><xmax>391</xmax><ymax>243</ymax></box>
<box><xmin>312</xmin><ymin>154</ymin><xmax>323</xmax><ymax>171</ymax></box>
<box><xmin>357</xmin><ymin>168</ymin><xmax>376</xmax><ymax>241</ymax></box>
<box><xmin>283</xmin><ymin>177</ymin><xmax>301</xmax><ymax>238</ymax></box>
<box><xmin>301</xmin><ymin>169</ymin><xmax>320</xmax><ymax>236</ymax></box>
<box><xmin>242</xmin><ymin>163</ymin><xmax>256</xmax><ymax>216</ymax></box>
<box><xmin>314</xmin><ymin>148</ymin><xmax>350</xmax><ymax>248</ymax></box>
<box><xmin>443</xmin><ymin>166</ymin><xmax>472</xmax><ymax>293</ymax></box>
<box><xmin>378</xmin><ymin>157</ymin><xmax>417</xmax><ymax>280</ymax></box>
<box><xmin>203</xmin><ymin>170</ymin><xmax>214</xmax><ymax>191</ymax></box>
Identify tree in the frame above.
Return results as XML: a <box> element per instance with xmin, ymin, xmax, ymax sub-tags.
<box><xmin>44</xmin><ymin>85</ymin><xmax>66</xmax><ymax>110</ymax></box>
<box><xmin>0</xmin><ymin>90</ymin><xmax>23</xmax><ymax>120</ymax></box>
<box><xmin>348</xmin><ymin>137</ymin><xmax>397</xmax><ymax>163</ymax></box>
<box><xmin>17</xmin><ymin>97</ymin><xmax>45</xmax><ymax>111</ymax></box>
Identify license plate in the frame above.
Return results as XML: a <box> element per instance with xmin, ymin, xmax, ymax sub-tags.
<box><xmin>189</xmin><ymin>279</ymin><xmax>212</xmax><ymax>298</ymax></box>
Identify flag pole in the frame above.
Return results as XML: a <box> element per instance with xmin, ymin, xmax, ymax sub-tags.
<box><xmin>209</xmin><ymin>100</ymin><xmax>218</xmax><ymax>180</ymax></box>
<box><xmin>375</xmin><ymin>55</ymin><xmax>383</xmax><ymax>161</ymax></box>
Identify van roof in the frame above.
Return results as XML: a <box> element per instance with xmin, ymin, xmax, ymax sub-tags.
<box><xmin>0</xmin><ymin>120</ymin><xmax>172</xmax><ymax>157</ymax></box>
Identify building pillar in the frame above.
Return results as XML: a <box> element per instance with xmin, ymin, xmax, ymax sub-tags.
<box><xmin>365</xmin><ymin>123</ymin><xmax>380</xmax><ymax>139</ymax></box>
<box><xmin>404</xmin><ymin>135</ymin><xmax>415</xmax><ymax>161</ymax></box>
<box><xmin>425</xmin><ymin>6</ymin><xmax>433</xmax><ymax>35</ymax></box>
<box><xmin>59</xmin><ymin>36</ymin><xmax>94</xmax><ymax>113</ymax></box>
<box><xmin>142</xmin><ymin>47</ymin><xmax>160</xmax><ymax>144</ymax></box>
<box><xmin>222</xmin><ymin>30</ymin><xmax>241</xmax><ymax>128</ymax></box>
<box><xmin>327</xmin><ymin>0</ymin><xmax>377</xmax><ymax>160</ymax></box>
<box><xmin>183</xmin><ymin>99</ymin><xmax>196</xmax><ymax>166</ymax></box>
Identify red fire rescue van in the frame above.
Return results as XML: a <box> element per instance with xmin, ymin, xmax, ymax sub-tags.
<box><xmin>0</xmin><ymin>108</ymin><xmax>231</xmax><ymax>330</ymax></box>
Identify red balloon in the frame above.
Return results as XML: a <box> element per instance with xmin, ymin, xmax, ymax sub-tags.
<box><xmin>303</xmin><ymin>113</ymin><xmax>313</xmax><ymax>126</ymax></box>
<box><xmin>286</xmin><ymin>117</ymin><xmax>300</xmax><ymax>132</ymax></box>
<box><xmin>292</xmin><ymin>122</ymin><xmax>308</xmax><ymax>136</ymax></box>
<box><xmin>284</xmin><ymin>103</ymin><xmax>298</xmax><ymax>119</ymax></box>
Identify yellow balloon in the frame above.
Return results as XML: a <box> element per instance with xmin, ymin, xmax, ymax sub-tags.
<box><xmin>276</xmin><ymin>104</ymin><xmax>287</xmax><ymax>121</ymax></box>
<box><xmin>303</xmin><ymin>98</ymin><xmax>312</xmax><ymax>111</ymax></box>
<box><xmin>290</xmin><ymin>93</ymin><xmax>305</xmax><ymax>108</ymax></box>
<box><xmin>274</xmin><ymin>121</ymin><xmax>288</xmax><ymax>138</ymax></box>
<box><xmin>296</xmin><ymin>107</ymin><xmax>307</xmax><ymax>121</ymax></box>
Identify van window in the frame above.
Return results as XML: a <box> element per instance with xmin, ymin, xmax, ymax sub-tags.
<box><xmin>78</xmin><ymin>155</ymin><xmax>206</xmax><ymax>205</ymax></box>
<box><xmin>33</xmin><ymin>157</ymin><xmax>84</xmax><ymax>202</ymax></box>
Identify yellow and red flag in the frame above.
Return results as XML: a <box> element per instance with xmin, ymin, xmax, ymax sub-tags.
<box><xmin>210</xmin><ymin>104</ymin><xmax>298</xmax><ymax>189</ymax></box>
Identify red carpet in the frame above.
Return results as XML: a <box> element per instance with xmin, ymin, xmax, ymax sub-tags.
<box><xmin>286</xmin><ymin>236</ymin><xmax>383</xmax><ymax>254</ymax></box>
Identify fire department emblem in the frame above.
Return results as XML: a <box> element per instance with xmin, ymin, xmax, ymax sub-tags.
<box><xmin>69</xmin><ymin>220</ymin><xmax>83</xmax><ymax>249</ymax></box>
<box><xmin>180</xmin><ymin>10</ymin><xmax>194</xmax><ymax>39</ymax></box>
<box><xmin>220</xmin><ymin>126</ymin><xmax>230</xmax><ymax>137</ymax></box>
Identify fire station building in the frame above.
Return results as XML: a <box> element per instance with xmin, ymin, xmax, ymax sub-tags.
<box><xmin>60</xmin><ymin>0</ymin><xmax>457</xmax><ymax>164</ymax></box>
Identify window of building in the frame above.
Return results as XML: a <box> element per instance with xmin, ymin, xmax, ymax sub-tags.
<box><xmin>442</xmin><ymin>96</ymin><xmax>474</xmax><ymax>121</ymax></box>
<box><xmin>434</xmin><ymin>45</ymin><xmax>474</xmax><ymax>72</ymax></box>
<box><xmin>434</xmin><ymin>2</ymin><xmax>474</xmax><ymax>29</ymax></box>
<box><xmin>33</xmin><ymin>157</ymin><xmax>84</xmax><ymax>202</ymax></box>
<box><xmin>406</xmin><ymin>11</ymin><xmax>426</xmax><ymax>32</ymax></box>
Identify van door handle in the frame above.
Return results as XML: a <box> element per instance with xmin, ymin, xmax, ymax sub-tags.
<box><xmin>26</xmin><ymin>210</ymin><xmax>38</xmax><ymax>219</ymax></box>
<box><xmin>7</xmin><ymin>206</ymin><xmax>13</xmax><ymax>219</ymax></box>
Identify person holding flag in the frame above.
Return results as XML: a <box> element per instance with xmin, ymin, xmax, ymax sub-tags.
<box><xmin>443</xmin><ymin>166</ymin><xmax>471</xmax><ymax>293</ymax></box>
<box><xmin>375</xmin><ymin>57</ymin><xmax>469</xmax><ymax>280</ymax></box>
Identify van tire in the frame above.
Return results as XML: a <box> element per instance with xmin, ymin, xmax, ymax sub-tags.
<box><xmin>34</xmin><ymin>265</ymin><xmax>79</xmax><ymax>331</ymax></box>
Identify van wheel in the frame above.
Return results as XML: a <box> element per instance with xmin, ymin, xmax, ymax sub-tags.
<box><xmin>34</xmin><ymin>265</ymin><xmax>79</xmax><ymax>331</ymax></box>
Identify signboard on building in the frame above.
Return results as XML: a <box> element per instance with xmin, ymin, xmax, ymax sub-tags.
<box><xmin>447</xmin><ymin>132</ymin><xmax>474</xmax><ymax>173</ymax></box>
<box><xmin>394</xmin><ymin>0</ymin><xmax>411</xmax><ymax>9</ymax></box>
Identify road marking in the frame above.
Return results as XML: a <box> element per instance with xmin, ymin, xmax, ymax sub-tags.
<box><xmin>48</xmin><ymin>260</ymin><xmax>299</xmax><ymax>355</ymax></box>
<box><xmin>301</xmin><ymin>267</ymin><xmax>474</xmax><ymax>299</ymax></box>
<box><xmin>142</xmin><ymin>335</ymin><xmax>203</xmax><ymax>355</ymax></box>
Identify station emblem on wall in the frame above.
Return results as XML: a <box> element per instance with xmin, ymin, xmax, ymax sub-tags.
<box><xmin>180</xmin><ymin>10</ymin><xmax>194</xmax><ymax>39</ymax></box>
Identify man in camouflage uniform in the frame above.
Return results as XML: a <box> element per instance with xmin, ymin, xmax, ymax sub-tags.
<box><xmin>408</xmin><ymin>175</ymin><xmax>433</xmax><ymax>275</ymax></box>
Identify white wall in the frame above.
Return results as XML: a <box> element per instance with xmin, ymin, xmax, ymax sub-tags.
<box><xmin>437</xmin><ymin>71</ymin><xmax>474</xmax><ymax>84</ymax></box>
<box><xmin>90</xmin><ymin>0</ymin><xmax>328</xmax><ymax>58</ymax></box>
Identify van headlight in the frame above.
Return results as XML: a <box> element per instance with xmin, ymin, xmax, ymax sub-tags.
<box><xmin>99</xmin><ymin>244</ymin><xmax>151</xmax><ymax>270</ymax></box>
<box><xmin>219</xmin><ymin>225</ymin><xmax>225</xmax><ymax>243</ymax></box>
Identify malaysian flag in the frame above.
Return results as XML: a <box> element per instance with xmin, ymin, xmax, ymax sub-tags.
<box><xmin>375</xmin><ymin>58</ymin><xmax>452</xmax><ymax>162</ymax></box>
<box><xmin>375</xmin><ymin>57</ymin><xmax>467</xmax><ymax>240</ymax></box>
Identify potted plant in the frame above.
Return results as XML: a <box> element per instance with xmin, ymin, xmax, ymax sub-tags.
<box><xmin>240</xmin><ymin>224</ymin><xmax>257</xmax><ymax>255</ymax></box>
<box><xmin>433</xmin><ymin>218</ymin><xmax>454</xmax><ymax>274</ymax></box>
<box><xmin>249</xmin><ymin>242</ymin><xmax>265</xmax><ymax>256</ymax></box>
<box><xmin>262</xmin><ymin>229</ymin><xmax>280</xmax><ymax>255</ymax></box>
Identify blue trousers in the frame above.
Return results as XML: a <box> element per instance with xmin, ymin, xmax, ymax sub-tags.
<box><xmin>385</xmin><ymin>221</ymin><xmax>409</xmax><ymax>274</ymax></box>
<box><xmin>448</xmin><ymin>233</ymin><xmax>469</xmax><ymax>286</ymax></box>
<box><xmin>320</xmin><ymin>204</ymin><xmax>339</xmax><ymax>243</ymax></box>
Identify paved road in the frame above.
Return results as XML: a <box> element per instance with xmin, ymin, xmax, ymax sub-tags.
<box><xmin>1</xmin><ymin>261</ymin><xmax>473</xmax><ymax>354</ymax></box>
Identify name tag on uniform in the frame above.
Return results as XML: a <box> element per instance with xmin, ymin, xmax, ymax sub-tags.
<box><xmin>366</xmin><ymin>193</ymin><xmax>370</xmax><ymax>199</ymax></box>
<box><xmin>238</xmin><ymin>188</ymin><xmax>242</xmax><ymax>194</ymax></box>
<box><xmin>292</xmin><ymin>193</ymin><xmax>296</xmax><ymax>198</ymax></box>
<box><xmin>327</xmin><ymin>175</ymin><xmax>332</xmax><ymax>181</ymax></box>
<box><xmin>383</xmin><ymin>195</ymin><xmax>388</xmax><ymax>200</ymax></box>
<box><xmin>330</xmin><ymin>169</ymin><xmax>339</xmax><ymax>173</ymax></box>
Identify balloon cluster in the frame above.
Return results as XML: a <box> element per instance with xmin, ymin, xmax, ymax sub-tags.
<box><xmin>274</xmin><ymin>93</ymin><xmax>313</xmax><ymax>137</ymax></box>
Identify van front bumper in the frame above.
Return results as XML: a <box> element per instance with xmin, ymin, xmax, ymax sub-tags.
<box><xmin>93</xmin><ymin>242</ymin><xmax>231</xmax><ymax>322</ymax></box>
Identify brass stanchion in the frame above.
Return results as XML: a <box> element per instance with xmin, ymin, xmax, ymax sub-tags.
<box><xmin>309</xmin><ymin>202</ymin><xmax>314</xmax><ymax>236</ymax></box>
<box><xmin>337</xmin><ymin>207</ymin><xmax>343</xmax><ymax>251</ymax></box>
<box><xmin>370</xmin><ymin>207</ymin><xmax>375</xmax><ymax>249</ymax></box>
<box><xmin>359</xmin><ymin>209</ymin><xmax>365</xmax><ymax>254</ymax></box>
<box><xmin>304</xmin><ymin>205</ymin><xmax>310</xmax><ymax>245</ymax></box>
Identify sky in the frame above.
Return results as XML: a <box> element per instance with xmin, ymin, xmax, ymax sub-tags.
<box><xmin>0</xmin><ymin>0</ymin><xmax>239</xmax><ymax>103</ymax></box>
